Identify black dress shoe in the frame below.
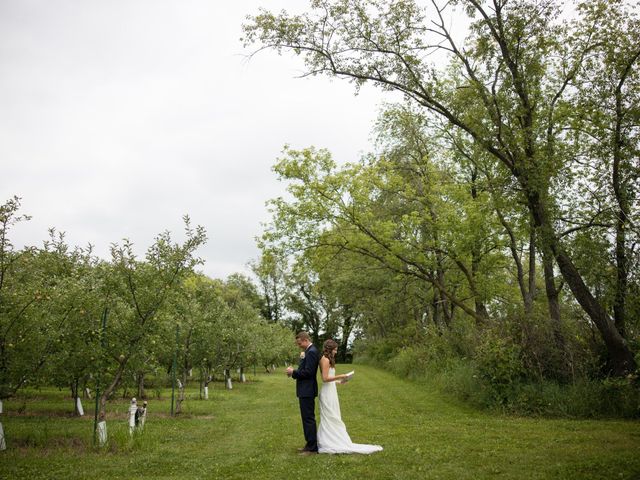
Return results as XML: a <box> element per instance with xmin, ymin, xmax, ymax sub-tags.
<box><xmin>299</xmin><ymin>450</ymin><xmax>318</xmax><ymax>456</ymax></box>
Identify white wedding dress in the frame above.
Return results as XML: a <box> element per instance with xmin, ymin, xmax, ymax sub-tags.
<box><xmin>317</xmin><ymin>368</ymin><xmax>383</xmax><ymax>454</ymax></box>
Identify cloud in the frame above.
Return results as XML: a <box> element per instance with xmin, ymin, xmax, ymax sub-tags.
<box><xmin>0</xmin><ymin>0</ymin><xmax>386</xmax><ymax>279</ymax></box>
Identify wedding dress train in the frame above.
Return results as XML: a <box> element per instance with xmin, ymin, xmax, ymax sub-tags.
<box><xmin>317</xmin><ymin>368</ymin><xmax>383</xmax><ymax>454</ymax></box>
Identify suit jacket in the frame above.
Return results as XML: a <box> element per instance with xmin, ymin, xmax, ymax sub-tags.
<box><xmin>292</xmin><ymin>344</ymin><xmax>320</xmax><ymax>398</ymax></box>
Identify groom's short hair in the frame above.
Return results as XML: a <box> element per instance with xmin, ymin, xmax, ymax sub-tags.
<box><xmin>296</xmin><ymin>331</ymin><xmax>311</xmax><ymax>342</ymax></box>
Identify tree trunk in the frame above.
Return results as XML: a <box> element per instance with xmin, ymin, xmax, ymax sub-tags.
<box><xmin>470</xmin><ymin>166</ymin><xmax>490</xmax><ymax>322</ymax></box>
<box><xmin>471</xmin><ymin>252</ymin><xmax>489</xmax><ymax>321</ymax></box>
<box><xmin>527</xmin><ymin>220</ymin><xmax>537</xmax><ymax>313</ymax></box>
<box><xmin>541</xmin><ymin>249</ymin><xmax>565</xmax><ymax>353</ymax></box>
<box><xmin>613</xmin><ymin>219</ymin><xmax>628</xmax><ymax>338</ymax></box>
<box><xmin>82</xmin><ymin>375</ymin><xmax>91</xmax><ymax>399</ymax></box>
<box><xmin>527</xmin><ymin>190</ymin><xmax>636</xmax><ymax>375</ymax></box>
<box><xmin>203</xmin><ymin>371</ymin><xmax>212</xmax><ymax>399</ymax></box>
<box><xmin>175</xmin><ymin>371</ymin><xmax>187</xmax><ymax>414</ymax></box>
<box><xmin>224</xmin><ymin>369</ymin><xmax>233</xmax><ymax>390</ymax></box>
<box><xmin>137</xmin><ymin>371</ymin><xmax>146</xmax><ymax>399</ymax></box>
<box><xmin>436</xmin><ymin>261</ymin><xmax>451</xmax><ymax>328</ymax></box>
<box><xmin>494</xmin><ymin>203</ymin><xmax>533</xmax><ymax>315</ymax></box>
<box><xmin>612</xmin><ymin>66</ymin><xmax>633</xmax><ymax>338</ymax></box>
<box><xmin>70</xmin><ymin>379</ymin><xmax>81</xmax><ymax>416</ymax></box>
<box><xmin>338</xmin><ymin>313</ymin><xmax>354</xmax><ymax>362</ymax></box>
<box><xmin>431</xmin><ymin>290</ymin><xmax>442</xmax><ymax>329</ymax></box>
<box><xmin>98</xmin><ymin>363</ymin><xmax>126</xmax><ymax>421</ymax></box>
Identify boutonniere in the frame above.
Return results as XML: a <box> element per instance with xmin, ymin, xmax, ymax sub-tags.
<box><xmin>300</xmin><ymin>352</ymin><xmax>306</xmax><ymax>359</ymax></box>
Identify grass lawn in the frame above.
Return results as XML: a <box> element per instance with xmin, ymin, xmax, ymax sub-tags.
<box><xmin>0</xmin><ymin>364</ymin><xmax>638</xmax><ymax>479</ymax></box>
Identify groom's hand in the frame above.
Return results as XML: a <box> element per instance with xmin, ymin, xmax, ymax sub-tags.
<box><xmin>286</xmin><ymin>367</ymin><xmax>293</xmax><ymax>377</ymax></box>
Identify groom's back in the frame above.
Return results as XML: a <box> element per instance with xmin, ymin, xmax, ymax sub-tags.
<box><xmin>296</xmin><ymin>344</ymin><xmax>320</xmax><ymax>398</ymax></box>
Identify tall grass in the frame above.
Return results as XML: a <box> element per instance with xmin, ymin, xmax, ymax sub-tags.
<box><xmin>364</xmin><ymin>344</ymin><xmax>640</xmax><ymax>419</ymax></box>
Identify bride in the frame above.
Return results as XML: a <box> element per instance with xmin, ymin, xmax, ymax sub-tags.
<box><xmin>317</xmin><ymin>339</ymin><xmax>383</xmax><ymax>455</ymax></box>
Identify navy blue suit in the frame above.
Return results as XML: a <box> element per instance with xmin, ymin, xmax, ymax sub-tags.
<box><xmin>292</xmin><ymin>344</ymin><xmax>320</xmax><ymax>451</ymax></box>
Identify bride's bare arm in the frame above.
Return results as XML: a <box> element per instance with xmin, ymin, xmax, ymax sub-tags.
<box><xmin>320</xmin><ymin>356</ymin><xmax>347</xmax><ymax>383</ymax></box>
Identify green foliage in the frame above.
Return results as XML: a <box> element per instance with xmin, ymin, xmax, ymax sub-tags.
<box><xmin>246</xmin><ymin>0</ymin><xmax>640</xmax><ymax>384</ymax></box>
<box><xmin>245</xmin><ymin>0</ymin><xmax>640</xmax><ymax>416</ymax></box>
<box><xmin>475</xmin><ymin>331</ymin><xmax>526</xmax><ymax>405</ymax></box>
<box><xmin>506</xmin><ymin>377</ymin><xmax>640</xmax><ymax>418</ymax></box>
<box><xmin>0</xmin><ymin>197</ymin><xmax>102</xmax><ymax>399</ymax></box>
<box><xmin>362</xmin><ymin>330</ymin><xmax>640</xmax><ymax>418</ymax></box>
<box><xmin>0</xmin><ymin>197</ymin><xmax>299</xmax><ymax>418</ymax></box>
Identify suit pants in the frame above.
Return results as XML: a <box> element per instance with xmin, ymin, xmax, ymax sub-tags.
<box><xmin>298</xmin><ymin>396</ymin><xmax>318</xmax><ymax>452</ymax></box>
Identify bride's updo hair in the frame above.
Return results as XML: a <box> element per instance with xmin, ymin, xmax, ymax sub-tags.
<box><xmin>322</xmin><ymin>339</ymin><xmax>339</xmax><ymax>367</ymax></box>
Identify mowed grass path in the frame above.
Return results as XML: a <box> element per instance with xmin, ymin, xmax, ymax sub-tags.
<box><xmin>1</xmin><ymin>365</ymin><xmax>639</xmax><ymax>479</ymax></box>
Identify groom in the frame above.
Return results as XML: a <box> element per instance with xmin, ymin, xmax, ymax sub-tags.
<box><xmin>286</xmin><ymin>331</ymin><xmax>320</xmax><ymax>455</ymax></box>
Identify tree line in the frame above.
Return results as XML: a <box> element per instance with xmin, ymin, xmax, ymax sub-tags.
<box><xmin>245</xmin><ymin>0</ymin><xmax>639</xmax><ymax>414</ymax></box>
<box><xmin>0</xmin><ymin>197</ymin><xmax>296</xmax><ymax>418</ymax></box>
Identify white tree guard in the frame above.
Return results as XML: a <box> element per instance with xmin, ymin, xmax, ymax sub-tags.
<box><xmin>0</xmin><ymin>422</ymin><xmax>5</xmax><ymax>450</ymax></box>
<box><xmin>204</xmin><ymin>386</ymin><xmax>209</xmax><ymax>399</ymax></box>
<box><xmin>76</xmin><ymin>397</ymin><xmax>84</xmax><ymax>416</ymax></box>
<box><xmin>0</xmin><ymin>400</ymin><xmax>3</xmax><ymax>414</ymax></box>
<box><xmin>97</xmin><ymin>421</ymin><xmax>107</xmax><ymax>446</ymax></box>
<box><xmin>241</xmin><ymin>373</ymin><xmax>247</xmax><ymax>383</ymax></box>
<box><xmin>128</xmin><ymin>402</ymin><xmax>137</xmax><ymax>435</ymax></box>
<box><xmin>226</xmin><ymin>378</ymin><xmax>233</xmax><ymax>390</ymax></box>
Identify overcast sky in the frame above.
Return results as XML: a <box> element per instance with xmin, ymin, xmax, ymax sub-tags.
<box><xmin>0</xmin><ymin>0</ymin><xmax>390</xmax><ymax>279</ymax></box>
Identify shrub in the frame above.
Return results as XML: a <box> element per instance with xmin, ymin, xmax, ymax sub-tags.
<box><xmin>387</xmin><ymin>346</ymin><xmax>425</xmax><ymax>379</ymax></box>
<box><xmin>505</xmin><ymin>377</ymin><xmax>640</xmax><ymax>418</ymax></box>
<box><xmin>475</xmin><ymin>332</ymin><xmax>525</xmax><ymax>406</ymax></box>
<box><xmin>355</xmin><ymin>318</ymin><xmax>640</xmax><ymax>419</ymax></box>
<box><xmin>599</xmin><ymin>376</ymin><xmax>640</xmax><ymax>417</ymax></box>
